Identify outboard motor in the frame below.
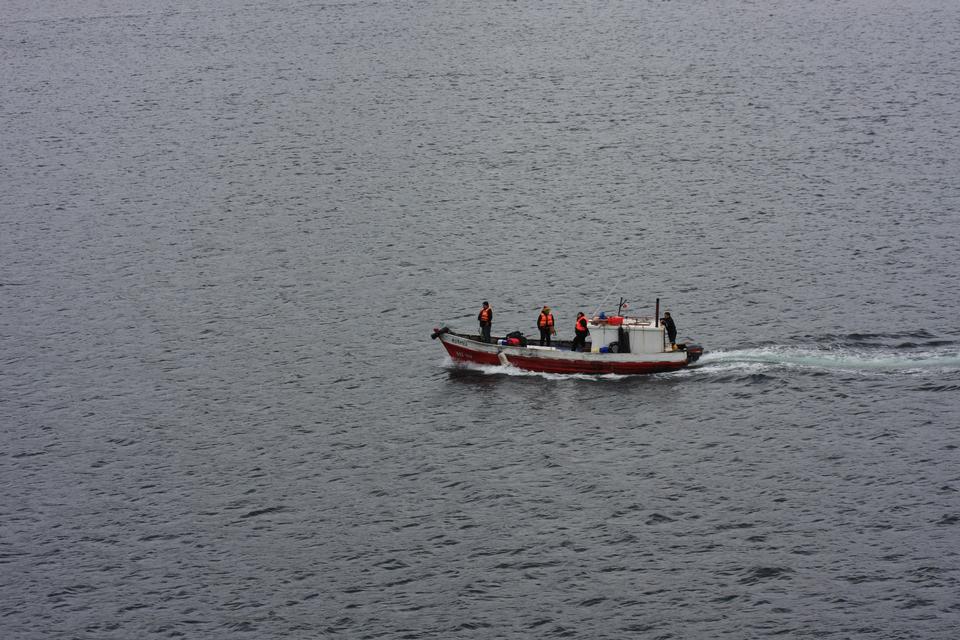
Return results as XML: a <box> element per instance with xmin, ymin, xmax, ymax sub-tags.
<box><xmin>683</xmin><ymin>343</ymin><xmax>704</xmax><ymax>363</ymax></box>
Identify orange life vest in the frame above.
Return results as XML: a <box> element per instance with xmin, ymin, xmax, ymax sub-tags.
<box><xmin>538</xmin><ymin>312</ymin><xmax>555</xmax><ymax>328</ymax></box>
<box><xmin>575</xmin><ymin>316</ymin><xmax>588</xmax><ymax>332</ymax></box>
<box><xmin>479</xmin><ymin>307</ymin><xmax>492</xmax><ymax>323</ymax></box>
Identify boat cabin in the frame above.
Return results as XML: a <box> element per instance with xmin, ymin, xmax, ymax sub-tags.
<box><xmin>587</xmin><ymin>315</ymin><xmax>669</xmax><ymax>354</ymax></box>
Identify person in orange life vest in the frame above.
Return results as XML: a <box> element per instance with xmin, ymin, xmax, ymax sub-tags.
<box><xmin>571</xmin><ymin>311</ymin><xmax>589</xmax><ymax>351</ymax></box>
<box><xmin>537</xmin><ymin>306</ymin><xmax>556</xmax><ymax>346</ymax></box>
<box><xmin>477</xmin><ymin>301</ymin><xmax>493</xmax><ymax>343</ymax></box>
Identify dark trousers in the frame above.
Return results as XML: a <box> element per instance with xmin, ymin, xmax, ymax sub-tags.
<box><xmin>480</xmin><ymin>323</ymin><xmax>491</xmax><ymax>343</ymax></box>
<box><xmin>572</xmin><ymin>330</ymin><xmax>588</xmax><ymax>351</ymax></box>
<box><xmin>667</xmin><ymin>330</ymin><xmax>677</xmax><ymax>345</ymax></box>
<box><xmin>539</xmin><ymin>328</ymin><xmax>552</xmax><ymax>346</ymax></box>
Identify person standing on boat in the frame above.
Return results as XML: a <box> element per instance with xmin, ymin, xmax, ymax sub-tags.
<box><xmin>477</xmin><ymin>301</ymin><xmax>493</xmax><ymax>343</ymax></box>
<box><xmin>537</xmin><ymin>306</ymin><xmax>556</xmax><ymax>346</ymax></box>
<box><xmin>571</xmin><ymin>312</ymin><xmax>589</xmax><ymax>351</ymax></box>
<box><xmin>661</xmin><ymin>311</ymin><xmax>677</xmax><ymax>349</ymax></box>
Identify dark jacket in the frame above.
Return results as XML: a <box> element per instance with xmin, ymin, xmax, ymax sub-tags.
<box><xmin>662</xmin><ymin>316</ymin><xmax>677</xmax><ymax>340</ymax></box>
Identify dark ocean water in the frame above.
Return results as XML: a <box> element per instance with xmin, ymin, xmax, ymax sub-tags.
<box><xmin>3</xmin><ymin>0</ymin><xmax>960</xmax><ymax>638</ymax></box>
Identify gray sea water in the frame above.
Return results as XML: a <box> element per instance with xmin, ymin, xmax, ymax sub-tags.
<box><xmin>3</xmin><ymin>0</ymin><xmax>960</xmax><ymax>638</ymax></box>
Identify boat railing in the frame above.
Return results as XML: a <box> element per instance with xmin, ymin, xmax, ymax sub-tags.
<box><xmin>590</xmin><ymin>315</ymin><xmax>657</xmax><ymax>327</ymax></box>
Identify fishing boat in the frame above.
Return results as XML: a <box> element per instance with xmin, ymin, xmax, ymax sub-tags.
<box><xmin>431</xmin><ymin>302</ymin><xmax>703</xmax><ymax>375</ymax></box>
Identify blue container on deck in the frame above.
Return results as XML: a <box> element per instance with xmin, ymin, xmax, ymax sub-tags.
<box><xmin>599</xmin><ymin>346</ymin><xmax>610</xmax><ymax>353</ymax></box>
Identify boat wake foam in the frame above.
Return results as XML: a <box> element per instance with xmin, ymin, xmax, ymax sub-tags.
<box><xmin>696</xmin><ymin>346</ymin><xmax>960</xmax><ymax>374</ymax></box>
<box><xmin>441</xmin><ymin>357</ymin><xmax>629</xmax><ymax>381</ymax></box>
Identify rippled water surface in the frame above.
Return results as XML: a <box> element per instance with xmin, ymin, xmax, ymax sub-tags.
<box><xmin>3</xmin><ymin>0</ymin><xmax>960</xmax><ymax>638</ymax></box>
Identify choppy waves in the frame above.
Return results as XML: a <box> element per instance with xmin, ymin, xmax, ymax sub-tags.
<box><xmin>5</xmin><ymin>0</ymin><xmax>960</xmax><ymax>638</ymax></box>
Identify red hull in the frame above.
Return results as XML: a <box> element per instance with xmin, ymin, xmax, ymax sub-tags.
<box><xmin>504</xmin><ymin>353</ymin><xmax>687</xmax><ymax>375</ymax></box>
<box><xmin>438</xmin><ymin>331</ymin><xmax>695</xmax><ymax>375</ymax></box>
<box><xmin>440</xmin><ymin>339</ymin><xmax>502</xmax><ymax>367</ymax></box>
